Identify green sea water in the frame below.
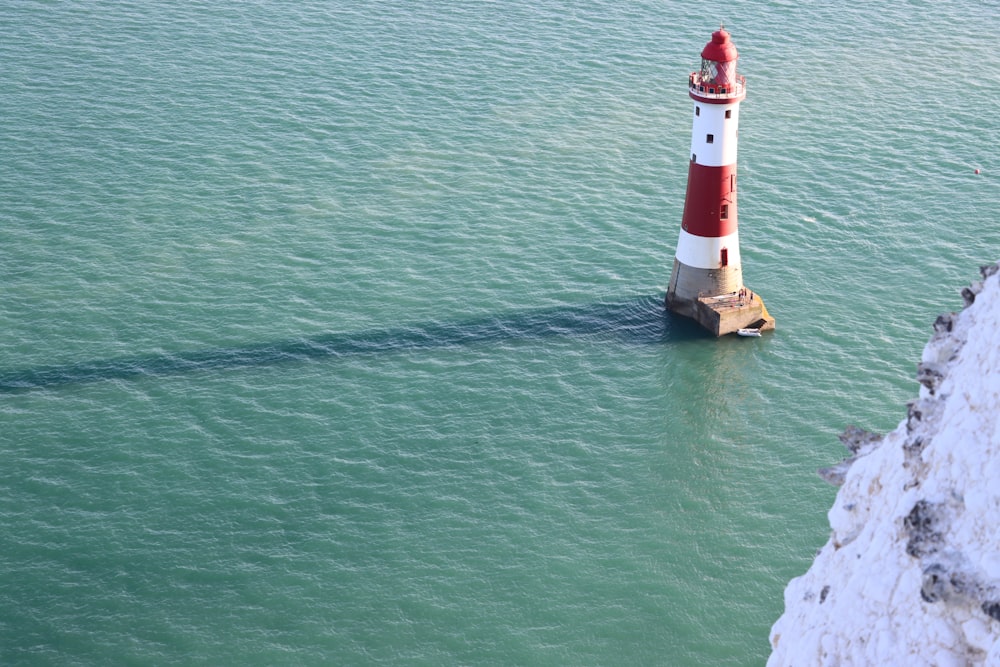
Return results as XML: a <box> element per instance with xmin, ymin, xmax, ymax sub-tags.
<box><xmin>1</xmin><ymin>1</ymin><xmax>997</xmax><ymax>664</ymax></box>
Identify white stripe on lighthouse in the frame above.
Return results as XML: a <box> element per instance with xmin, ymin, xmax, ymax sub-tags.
<box><xmin>689</xmin><ymin>103</ymin><xmax>740</xmax><ymax>166</ymax></box>
<box><xmin>674</xmin><ymin>228</ymin><xmax>741</xmax><ymax>270</ymax></box>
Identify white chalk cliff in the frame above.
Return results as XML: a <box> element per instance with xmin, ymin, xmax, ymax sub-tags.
<box><xmin>768</xmin><ymin>263</ymin><xmax>1000</xmax><ymax>666</ymax></box>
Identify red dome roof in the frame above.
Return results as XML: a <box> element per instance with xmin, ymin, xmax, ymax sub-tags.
<box><xmin>700</xmin><ymin>28</ymin><xmax>739</xmax><ymax>63</ymax></box>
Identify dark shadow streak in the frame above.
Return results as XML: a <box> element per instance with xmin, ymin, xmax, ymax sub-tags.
<box><xmin>0</xmin><ymin>294</ymin><xmax>707</xmax><ymax>392</ymax></box>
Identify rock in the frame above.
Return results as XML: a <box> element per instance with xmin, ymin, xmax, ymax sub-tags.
<box><xmin>817</xmin><ymin>459</ymin><xmax>853</xmax><ymax>487</ymax></box>
<box><xmin>838</xmin><ymin>425</ymin><xmax>882</xmax><ymax>454</ymax></box>
<box><xmin>768</xmin><ymin>263</ymin><xmax>1000</xmax><ymax>666</ymax></box>
<box><xmin>904</xmin><ymin>499</ymin><xmax>944</xmax><ymax>558</ymax></box>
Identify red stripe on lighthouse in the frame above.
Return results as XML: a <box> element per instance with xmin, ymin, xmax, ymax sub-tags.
<box><xmin>680</xmin><ymin>162</ymin><xmax>737</xmax><ymax>238</ymax></box>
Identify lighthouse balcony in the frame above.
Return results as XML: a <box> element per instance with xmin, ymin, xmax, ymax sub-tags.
<box><xmin>689</xmin><ymin>73</ymin><xmax>746</xmax><ymax>102</ymax></box>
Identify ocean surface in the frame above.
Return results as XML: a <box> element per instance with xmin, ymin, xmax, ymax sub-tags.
<box><xmin>2</xmin><ymin>1</ymin><xmax>997</xmax><ymax>664</ymax></box>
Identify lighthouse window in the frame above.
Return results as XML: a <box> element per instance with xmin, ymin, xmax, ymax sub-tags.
<box><xmin>725</xmin><ymin>109</ymin><xmax>732</xmax><ymax>119</ymax></box>
<box><xmin>695</xmin><ymin>106</ymin><xmax>700</xmax><ymax>116</ymax></box>
<box><xmin>721</xmin><ymin>204</ymin><xmax>729</xmax><ymax>219</ymax></box>
<box><xmin>706</xmin><ymin>134</ymin><xmax>714</xmax><ymax>144</ymax></box>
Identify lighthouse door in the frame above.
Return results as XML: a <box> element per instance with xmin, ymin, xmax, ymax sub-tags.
<box><xmin>720</xmin><ymin>247</ymin><xmax>729</xmax><ymax>267</ymax></box>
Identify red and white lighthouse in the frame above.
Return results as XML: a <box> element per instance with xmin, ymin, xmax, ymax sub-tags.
<box><xmin>665</xmin><ymin>27</ymin><xmax>773</xmax><ymax>336</ymax></box>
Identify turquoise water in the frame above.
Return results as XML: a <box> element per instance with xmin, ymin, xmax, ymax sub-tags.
<box><xmin>1</xmin><ymin>2</ymin><xmax>997</xmax><ymax>664</ymax></box>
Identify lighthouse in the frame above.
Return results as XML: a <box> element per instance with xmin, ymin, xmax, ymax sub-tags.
<box><xmin>665</xmin><ymin>27</ymin><xmax>774</xmax><ymax>336</ymax></box>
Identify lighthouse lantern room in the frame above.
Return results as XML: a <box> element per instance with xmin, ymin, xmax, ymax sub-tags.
<box><xmin>665</xmin><ymin>27</ymin><xmax>774</xmax><ymax>336</ymax></box>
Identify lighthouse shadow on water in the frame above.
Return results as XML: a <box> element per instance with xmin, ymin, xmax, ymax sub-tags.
<box><xmin>0</xmin><ymin>295</ymin><xmax>715</xmax><ymax>393</ymax></box>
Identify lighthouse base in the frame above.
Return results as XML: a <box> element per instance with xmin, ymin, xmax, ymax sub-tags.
<box><xmin>666</xmin><ymin>289</ymin><xmax>775</xmax><ymax>337</ymax></box>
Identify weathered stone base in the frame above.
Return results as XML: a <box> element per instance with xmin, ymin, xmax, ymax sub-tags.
<box><xmin>666</xmin><ymin>289</ymin><xmax>775</xmax><ymax>337</ymax></box>
<box><xmin>666</xmin><ymin>258</ymin><xmax>741</xmax><ymax>302</ymax></box>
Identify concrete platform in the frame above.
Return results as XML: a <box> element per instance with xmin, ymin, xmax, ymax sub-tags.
<box><xmin>667</xmin><ymin>289</ymin><xmax>775</xmax><ymax>337</ymax></box>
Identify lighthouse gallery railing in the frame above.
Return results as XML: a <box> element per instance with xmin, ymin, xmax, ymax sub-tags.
<box><xmin>688</xmin><ymin>73</ymin><xmax>746</xmax><ymax>100</ymax></box>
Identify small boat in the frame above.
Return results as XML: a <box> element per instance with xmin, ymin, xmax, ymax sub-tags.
<box><xmin>736</xmin><ymin>327</ymin><xmax>761</xmax><ymax>337</ymax></box>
